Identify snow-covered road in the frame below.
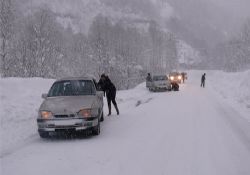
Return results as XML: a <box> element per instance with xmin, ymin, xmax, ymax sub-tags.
<box><xmin>1</xmin><ymin>71</ymin><xmax>250</xmax><ymax>175</ymax></box>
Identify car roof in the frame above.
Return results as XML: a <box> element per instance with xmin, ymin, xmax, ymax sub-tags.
<box><xmin>56</xmin><ymin>77</ymin><xmax>94</xmax><ymax>82</ymax></box>
<box><xmin>153</xmin><ymin>75</ymin><xmax>167</xmax><ymax>77</ymax></box>
<box><xmin>169</xmin><ymin>72</ymin><xmax>180</xmax><ymax>75</ymax></box>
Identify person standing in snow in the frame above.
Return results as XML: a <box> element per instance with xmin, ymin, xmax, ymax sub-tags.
<box><xmin>97</xmin><ymin>74</ymin><xmax>106</xmax><ymax>95</ymax></box>
<box><xmin>181</xmin><ymin>72</ymin><xmax>185</xmax><ymax>83</ymax></box>
<box><xmin>146</xmin><ymin>73</ymin><xmax>152</xmax><ymax>82</ymax></box>
<box><xmin>201</xmin><ymin>73</ymin><xmax>206</xmax><ymax>88</ymax></box>
<box><xmin>98</xmin><ymin>74</ymin><xmax>119</xmax><ymax>116</ymax></box>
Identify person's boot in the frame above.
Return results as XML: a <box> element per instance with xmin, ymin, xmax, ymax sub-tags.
<box><xmin>114</xmin><ymin>104</ymin><xmax>119</xmax><ymax>115</ymax></box>
<box><xmin>108</xmin><ymin>104</ymin><xmax>111</xmax><ymax>116</ymax></box>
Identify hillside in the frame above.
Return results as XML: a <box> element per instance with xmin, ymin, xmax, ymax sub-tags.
<box><xmin>19</xmin><ymin>0</ymin><xmax>201</xmax><ymax>66</ymax></box>
<box><xmin>23</xmin><ymin>0</ymin><xmax>174</xmax><ymax>33</ymax></box>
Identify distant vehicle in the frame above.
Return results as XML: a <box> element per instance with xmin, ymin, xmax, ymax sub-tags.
<box><xmin>37</xmin><ymin>77</ymin><xmax>104</xmax><ymax>138</ymax></box>
<box><xmin>147</xmin><ymin>75</ymin><xmax>172</xmax><ymax>92</ymax></box>
<box><xmin>169</xmin><ymin>72</ymin><xmax>182</xmax><ymax>84</ymax></box>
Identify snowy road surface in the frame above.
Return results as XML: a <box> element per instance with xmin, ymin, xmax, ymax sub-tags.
<box><xmin>1</xmin><ymin>71</ymin><xmax>250</xmax><ymax>175</ymax></box>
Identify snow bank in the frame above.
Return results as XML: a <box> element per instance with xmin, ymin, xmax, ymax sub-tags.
<box><xmin>0</xmin><ymin>78</ymin><xmax>54</xmax><ymax>156</ymax></box>
<box><xmin>117</xmin><ymin>82</ymin><xmax>154</xmax><ymax>110</ymax></box>
<box><xmin>207</xmin><ymin>70</ymin><xmax>250</xmax><ymax>119</ymax></box>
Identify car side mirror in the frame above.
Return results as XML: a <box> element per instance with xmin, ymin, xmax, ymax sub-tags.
<box><xmin>42</xmin><ymin>93</ymin><xmax>48</xmax><ymax>99</ymax></box>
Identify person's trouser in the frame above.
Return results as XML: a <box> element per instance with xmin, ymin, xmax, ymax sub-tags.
<box><xmin>201</xmin><ymin>81</ymin><xmax>205</xmax><ymax>87</ymax></box>
<box><xmin>107</xmin><ymin>91</ymin><xmax>119</xmax><ymax>115</ymax></box>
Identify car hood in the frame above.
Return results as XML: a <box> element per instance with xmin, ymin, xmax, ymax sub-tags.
<box><xmin>40</xmin><ymin>96</ymin><xmax>97</xmax><ymax>114</ymax></box>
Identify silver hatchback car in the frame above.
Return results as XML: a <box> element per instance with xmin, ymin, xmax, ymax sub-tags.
<box><xmin>147</xmin><ymin>75</ymin><xmax>172</xmax><ymax>92</ymax></box>
<box><xmin>37</xmin><ymin>77</ymin><xmax>104</xmax><ymax>138</ymax></box>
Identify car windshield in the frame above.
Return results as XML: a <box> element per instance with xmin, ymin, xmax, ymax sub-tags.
<box><xmin>153</xmin><ymin>76</ymin><xmax>167</xmax><ymax>81</ymax></box>
<box><xmin>48</xmin><ymin>80</ymin><xmax>95</xmax><ymax>97</ymax></box>
<box><xmin>170</xmin><ymin>73</ymin><xmax>179</xmax><ymax>76</ymax></box>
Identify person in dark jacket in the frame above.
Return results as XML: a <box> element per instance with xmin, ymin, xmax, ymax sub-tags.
<box><xmin>98</xmin><ymin>74</ymin><xmax>119</xmax><ymax>116</ymax></box>
<box><xmin>97</xmin><ymin>74</ymin><xmax>106</xmax><ymax>95</ymax></box>
<box><xmin>181</xmin><ymin>72</ymin><xmax>185</xmax><ymax>83</ymax></box>
<box><xmin>146</xmin><ymin>73</ymin><xmax>152</xmax><ymax>82</ymax></box>
<box><xmin>201</xmin><ymin>73</ymin><xmax>206</xmax><ymax>88</ymax></box>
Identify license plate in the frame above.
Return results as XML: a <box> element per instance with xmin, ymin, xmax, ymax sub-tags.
<box><xmin>54</xmin><ymin>120</ymin><xmax>77</xmax><ymax>126</ymax></box>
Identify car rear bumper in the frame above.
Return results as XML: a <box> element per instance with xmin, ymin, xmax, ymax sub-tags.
<box><xmin>171</xmin><ymin>80</ymin><xmax>181</xmax><ymax>83</ymax></box>
<box><xmin>37</xmin><ymin>118</ymin><xmax>98</xmax><ymax>132</ymax></box>
<box><xmin>155</xmin><ymin>85</ymin><xmax>171</xmax><ymax>89</ymax></box>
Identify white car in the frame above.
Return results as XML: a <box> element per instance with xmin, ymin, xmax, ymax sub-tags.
<box><xmin>147</xmin><ymin>75</ymin><xmax>172</xmax><ymax>92</ymax></box>
<box><xmin>37</xmin><ymin>77</ymin><xmax>104</xmax><ymax>138</ymax></box>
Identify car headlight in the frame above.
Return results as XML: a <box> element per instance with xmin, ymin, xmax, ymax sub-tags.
<box><xmin>178</xmin><ymin>76</ymin><xmax>182</xmax><ymax>80</ymax></box>
<box><xmin>78</xmin><ymin>109</ymin><xmax>92</xmax><ymax>118</ymax></box>
<box><xmin>170</xmin><ymin>76</ymin><xmax>174</xmax><ymax>80</ymax></box>
<box><xmin>40</xmin><ymin>111</ymin><xmax>53</xmax><ymax>119</ymax></box>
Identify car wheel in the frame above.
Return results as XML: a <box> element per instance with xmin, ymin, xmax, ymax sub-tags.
<box><xmin>100</xmin><ymin>110</ymin><xmax>104</xmax><ymax>122</ymax></box>
<box><xmin>92</xmin><ymin>120</ymin><xmax>100</xmax><ymax>136</ymax></box>
<box><xmin>39</xmin><ymin>131</ymin><xmax>50</xmax><ymax>138</ymax></box>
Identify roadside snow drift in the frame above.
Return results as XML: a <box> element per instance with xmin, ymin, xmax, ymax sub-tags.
<box><xmin>0</xmin><ymin>78</ymin><xmax>54</xmax><ymax>156</ymax></box>
<box><xmin>207</xmin><ymin>70</ymin><xmax>250</xmax><ymax>120</ymax></box>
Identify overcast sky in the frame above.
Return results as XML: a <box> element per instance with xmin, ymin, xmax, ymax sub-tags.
<box><xmin>211</xmin><ymin>0</ymin><xmax>250</xmax><ymax>20</ymax></box>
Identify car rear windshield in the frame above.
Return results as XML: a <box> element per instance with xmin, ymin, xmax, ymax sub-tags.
<box><xmin>170</xmin><ymin>72</ymin><xmax>179</xmax><ymax>76</ymax></box>
<box><xmin>48</xmin><ymin>80</ymin><xmax>96</xmax><ymax>97</ymax></box>
<box><xmin>153</xmin><ymin>76</ymin><xmax>168</xmax><ymax>81</ymax></box>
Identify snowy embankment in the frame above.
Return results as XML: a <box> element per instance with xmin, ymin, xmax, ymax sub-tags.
<box><xmin>0</xmin><ymin>78</ymin><xmax>54</xmax><ymax>157</ymax></box>
<box><xmin>207</xmin><ymin>70</ymin><xmax>250</xmax><ymax>120</ymax></box>
<box><xmin>0</xmin><ymin>78</ymin><xmax>152</xmax><ymax>157</ymax></box>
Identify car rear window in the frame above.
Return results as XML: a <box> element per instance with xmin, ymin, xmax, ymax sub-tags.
<box><xmin>153</xmin><ymin>76</ymin><xmax>168</xmax><ymax>81</ymax></box>
<box><xmin>48</xmin><ymin>80</ymin><xmax>96</xmax><ymax>97</ymax></box>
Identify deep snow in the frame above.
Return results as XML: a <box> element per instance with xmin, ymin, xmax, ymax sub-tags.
<box><xmin>0</xmin><ymin>78</ymin><xmax>54</xmax><ymax>157</ymax></box>
<box><xmin>1</xmin><ymin>70</ymin><xmax>250</xmax><ymax>175</ymax></box>
<box><xmin>208</xmin><ymin>70</ymin><xmax>250</xmax><ymax>121</ymax></box>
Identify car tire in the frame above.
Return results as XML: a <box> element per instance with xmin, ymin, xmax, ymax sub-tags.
<box><xmin>92</xmin><ymin>120</ymin><xmax>100</xmax><ymax>136</ymax></box>
<box><xmin>39</xmin><ymin>131</ymin><xmax>50</xmax><ymax>138</ymax></box>
<box><xmin>100</xmin><ymin>110</ymin><xmax>104</xmax><ymax>122</ymax></box>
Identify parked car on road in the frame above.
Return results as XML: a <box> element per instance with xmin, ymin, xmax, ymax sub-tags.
<box><xmin>37</xmin><ymin>77</ymin><xmax>104</xmax><ymax>138</ymax></box>
<box><xmin>169</xmin><ymin>72</ymin><xmax>182</xmax><ymax>84</ymax></box>
<box><xmin>147</xmin><ymin>75</ymin><xmax>172</xmax><ymax>92</ymax></box>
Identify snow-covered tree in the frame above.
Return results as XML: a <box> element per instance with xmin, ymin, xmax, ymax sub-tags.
<box><xmin>0</xmin><ymin>0</ymin><xmax>14</xmax><ymax>77</ymax></box>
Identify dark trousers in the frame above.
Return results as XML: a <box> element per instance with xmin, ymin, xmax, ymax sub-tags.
<box><xmin>106</xmin><ymin>91</ymin><xmax>119</xmax><ymax>115</ymax></box>
<box><xmin>107</xmin><ymin>95</ymin><xmax>117</xmax><ymax>107</ymax></box>
<box><xmin>107</xmin><ymin>91</ymin><xmax>116</xmax><ymax>105</ymax></box>
<box><xmin>201</xmin><ymin>81</ymin><xmax>205</xmax><ymax>87</ymax></box>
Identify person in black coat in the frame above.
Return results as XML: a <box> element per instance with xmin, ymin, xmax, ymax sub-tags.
<box><xmin>201</xmin><ymin>73</ymin><xmax>206</xmax><ymax>88</ymax></box>
<box><xmin>97</xmin><ymin>75</ymin><xmax>106</xmax><ymax>95</ymax></box>
<box><xmin>98</xmin><ymin>74</ymin><xmax>119</xmax><ymax>116</ymax></box>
